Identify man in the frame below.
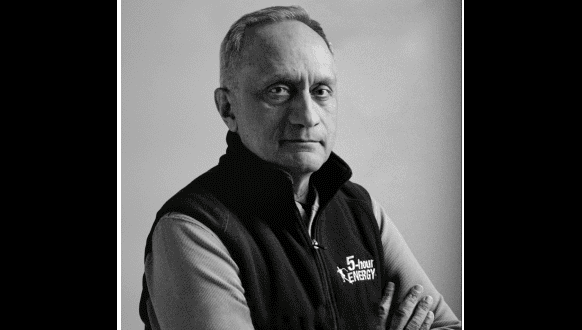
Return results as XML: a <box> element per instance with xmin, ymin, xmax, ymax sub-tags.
<box><xmin>140</xmin><ymin>6</ymin><xmax>461</xmax><ymax>330</ymax></box>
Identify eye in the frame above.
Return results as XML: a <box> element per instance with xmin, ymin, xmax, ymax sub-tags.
<box><xmin>266</xmin><ymin>85</ymin><xmax>292</xmax><ymax>103</ymax></box>
<box><xmin>312</xmin><ymin>86</ymin><xmax>332</xmax><ymax>100</ymax></box>
<box><xmin>269</xmin><ymin>86</ymin><xmax>290</xmax><ymax>95</ymax></box>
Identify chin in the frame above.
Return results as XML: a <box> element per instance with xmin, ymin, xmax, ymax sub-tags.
<box><xmin>277</xmin><ymin>152</ymin><xmax>326</xmax><ymax>174</ymax></box>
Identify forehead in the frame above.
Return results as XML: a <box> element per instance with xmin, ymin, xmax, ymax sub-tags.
<box><xmin>237</xmin><ymin>21</ymin><xmax>336</xmax><ymax>85</ymax></box>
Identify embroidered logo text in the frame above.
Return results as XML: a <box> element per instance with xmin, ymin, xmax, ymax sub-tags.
<box><xmin>336</xmin><ymin>255</ymin><xmax>376</xmax><ymax>284</ymax></box>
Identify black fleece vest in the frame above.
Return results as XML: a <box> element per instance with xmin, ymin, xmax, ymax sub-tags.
<box><xmin>140</xmin><ymin>132</ymin><xmax>386</xmax><ymax>330</ymax></box>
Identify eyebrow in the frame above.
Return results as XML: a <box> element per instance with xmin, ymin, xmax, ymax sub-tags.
<box><xmin>260</xmin><ymin>73</ymin><xmax>298</xmax><ymax>87</ymax></box>
<box><xmin>261</xmin><ymin>73</ymin><xmax>336</xmax><ymax>88</ymax></box>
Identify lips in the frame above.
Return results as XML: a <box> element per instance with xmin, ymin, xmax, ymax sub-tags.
<box><xmin>280</xmin><ymin>139</ymin><xmax>321</xmax><ymax>145</ymax></box>
<box><xmin>279</xmin><ymin>139</ymin><xmax>323</xmax><ymax>150</ymax></box>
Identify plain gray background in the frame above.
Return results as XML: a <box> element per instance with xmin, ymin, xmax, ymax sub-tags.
<box><xmin>120</xmin><ymin>0</ymin><xmax>462</xmax><ymax>328</ymax></box>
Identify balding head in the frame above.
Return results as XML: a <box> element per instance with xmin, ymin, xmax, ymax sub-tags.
<box><xmin>237</xmin><ymin>20</ymin><xmax>335</xmax><ymax>89</ymax></box>
<box><xmin>219</xmin><ymin>6</ymin><xmax>333</xmax><ymax>90</ymax></box>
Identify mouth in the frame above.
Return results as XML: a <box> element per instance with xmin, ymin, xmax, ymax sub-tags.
<box><xmin>278</xmin><ymin>139</ymin><xmax>324</xmax><ymax>151</ymax></box>
<box><xmin>282</xmin><ymin>139</ymin><xmax>318</xmax><ymax>143</ymax></box>
<box><xmin>280</xmin><ymin>139</ymin><xmax>320</xmax><ymax>145</ymax></box>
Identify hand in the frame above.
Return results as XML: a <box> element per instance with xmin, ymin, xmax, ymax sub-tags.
<box><xmin>377</xmin><ymin>282</ymin><xmax>435</xmax><ymax>330</ymax></box>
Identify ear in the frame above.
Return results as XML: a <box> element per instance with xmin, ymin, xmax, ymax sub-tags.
<box><xmin>214</xmin><ymin>87</ymin><xmax>237</xmax><ymax>132</ymax></box>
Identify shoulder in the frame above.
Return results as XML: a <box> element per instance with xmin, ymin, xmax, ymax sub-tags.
<box><xmin>157</xmin><ymin>167</ymin><xmax>233</xmax><ymax>233</ymax></box>
<box><xmin>338</xmin><ymin>180</ymin><xmax>373</xmax><ymax>202</ymax></box>
<box><xmin>337</xmin><ymin>182</ymin><xmax>394</xmax><ymax>231</ymax></box>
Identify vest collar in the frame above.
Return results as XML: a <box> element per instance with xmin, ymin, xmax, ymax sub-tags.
<box><xmin>219</xmin><ymin>131</ymin><xmax>353</xmax><ymax>211</ymax></box>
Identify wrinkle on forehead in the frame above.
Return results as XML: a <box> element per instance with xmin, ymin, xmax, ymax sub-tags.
<box><xmin>238</xmin><ymin>21</ymin><xmax>336</xmax><ymax>85</ymax></box>
<box><xmin>245</xmin><ymin>20</ymin><xmax>331</xmax><ymax>57</ymax></box>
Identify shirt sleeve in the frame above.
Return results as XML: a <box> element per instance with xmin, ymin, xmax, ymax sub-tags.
<box><xmin>145</xmin><ymin>212</ymin><xmax>255</xmax><ymax>330</ymax></box>
<box><xmin>371</xmin><ymin>196</ymin><xmax>462</xmax><ymax>329</ymax></box>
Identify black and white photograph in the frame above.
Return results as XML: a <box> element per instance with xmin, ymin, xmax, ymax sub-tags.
<box><xmin>118</xmin><ymin>1</ymin><xmax>463</xmax><ymax>329</ymax></box>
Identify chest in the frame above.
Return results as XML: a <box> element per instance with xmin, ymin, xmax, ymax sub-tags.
<box><xmin>233</xmin><ymin>197</ymin><xmax>384</xmax><ymax>330</ymax></box>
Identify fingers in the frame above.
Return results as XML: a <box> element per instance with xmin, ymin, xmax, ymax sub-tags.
<box><xmin>419</xmin><ymin>311</ymin><xmax>434</xmax><ymax>330</ymax></box>
<box><xmin>404</xmin><ymin>295</ymin><xmax>433</xmax><ymax>330</ymax></box>
<box><xmin>389</xmin><ymin>284</ymin><xmax>430</xmax><ymax>330</ymax></box>
<box><xmin>376</xmin><ymin>282</ymin><xmax>395</xmax><ymax>330</ymax></box>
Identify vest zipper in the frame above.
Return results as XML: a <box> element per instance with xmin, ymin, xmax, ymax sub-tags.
<box><xmin>292</xmin><ymin>204</ymin><xmax>339</xmax><ymax>330</ymax></box>
<box><xmin>311</xmin><ymin>215</ymin><xmax>340</xmax><ymax>330</ymax></box>
<box><xmin>311</xmin><ymin>239</ymin><xmax>326</xmax><ymax>249</ymax></box>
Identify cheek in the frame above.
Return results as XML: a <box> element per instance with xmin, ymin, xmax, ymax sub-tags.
<box><xmin>322</xmin><ymin>104</ymin><xmax>338</xmax><ymax>147</ymax></box>
<box><xmin>237</xmin><ymin>101</ymin><xmax>285</xmax><ymax>140</ymax></box>
<box><xmin>235</xmin><ymin>98</ymin><xmax>265</xmax><ymax>129</ymax></box>
<box><xmin>322</xmin><ymin>104</ymin><xmax>338</xmax><ymax>129</ymax></box>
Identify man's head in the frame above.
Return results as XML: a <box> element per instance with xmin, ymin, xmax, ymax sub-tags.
<box><xmin>214</xmin><ymin>6</ymin><xmax>338</xmax><ymax>177</ymax></box>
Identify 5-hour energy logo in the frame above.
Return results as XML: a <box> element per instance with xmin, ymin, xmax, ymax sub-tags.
<box><xmin>336</xmin><ymin>255</ymin><xmax>376</xmax><ymax>284</ymax></box>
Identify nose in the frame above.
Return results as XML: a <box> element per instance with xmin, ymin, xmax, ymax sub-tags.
<box><xmin>288</xmin><ymin>91</ymin><xmax>320</xmax><ymax>127</ymax></box>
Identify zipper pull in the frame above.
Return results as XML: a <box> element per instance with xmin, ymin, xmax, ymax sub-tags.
<box><xmin>312</xmin><ymin>239</ymin><xmax>326</xmax><ymax>250</ymax></box>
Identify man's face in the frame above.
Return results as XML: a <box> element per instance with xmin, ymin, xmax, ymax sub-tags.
<box><xmin>229</xmin><ymin>20</ymin><xmax>338</xmax><ymax>176</ymax></box>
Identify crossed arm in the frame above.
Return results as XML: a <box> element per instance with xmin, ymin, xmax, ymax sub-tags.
<box><xmin>144</xmin><ymin>200</ymin><xmax>461</xmax><ymax>329</ymax></box>
<box><xmin>373</xmin><ymin>198</ymin><xmax>461</xmax><ymax>329</ymax></box>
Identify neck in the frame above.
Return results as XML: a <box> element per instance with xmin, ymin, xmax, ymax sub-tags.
<box><xmin>292</xmin><ymin>173</ymin><xmax>311</xmax><ymax>204</ymax></box>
